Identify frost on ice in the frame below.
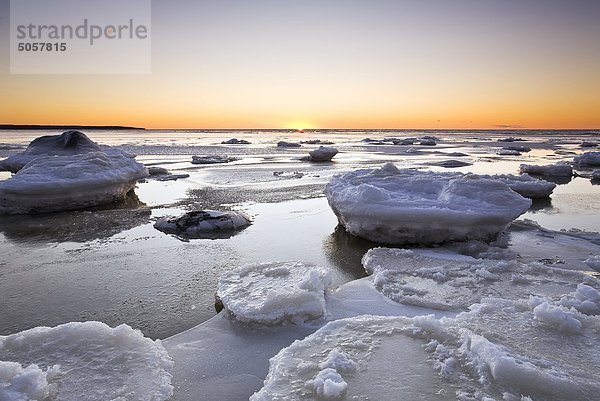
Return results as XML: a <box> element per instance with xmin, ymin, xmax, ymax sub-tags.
<box><xmin>0</xmin><ymin>321</ymin><xmax>173</xmax><ymax>401</ymax></box>
<box><xmin>252</xmin><ymin>291</ymin><xmax>600</xmax><ymax>401</ymax></box>
<box><xmin>154</xmin><ymin>210</ymin><xmax>251</xmax><ymax>239</ymax></box>
<box><xmin>324</xmin><ymin>163</ymin><xmax>531</xmax><ymax>245</ymax></box>
<box><xmin>217</xmin><ymin>262</ymin><xmax>332</xmax><ymax>324</ymax></box>
<box><xmin>361</xmin><ymin>247</ymin><xmax>598</xmax><ymax>311</ymax></box>
<box><xmin>0</xmin><ymin>131</ymin><xmax>148</xmax><ymax>214</ymax></box>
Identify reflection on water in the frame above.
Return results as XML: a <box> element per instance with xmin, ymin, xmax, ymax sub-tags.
<box><xmin>0</xmin><ymin>190</ymin><xmax>149</xmax><ymax>243</ymax></box>
<box><xmin>322</xmin><ymin>225</ymin><xmax>375</xmax><ymax>280</ymax></box>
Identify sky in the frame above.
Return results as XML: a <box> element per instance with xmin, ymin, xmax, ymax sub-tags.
<box><xmin>1</xmin><ymin>0</ymin><xmax>599</xmax><ymax>129</ymax></box>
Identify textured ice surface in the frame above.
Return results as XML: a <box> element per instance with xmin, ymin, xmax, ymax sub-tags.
<box><xmin>309</xmin><ymin>147</ymin><xmax>338</xmax><ymax>162</ymax></box>
<box><xmin>476</xmin><ymin>173</ymin><xmax>556</xmax><ymax>199</ymax></box>
<box><xmin>362</xmin><ymin>247</ymin><xmax>599</xmax><ymax>311</ymax></box>
<box><xmin>574</xmin><ymin>151</ymin><xmax>600</xmax><ymax>167</ymax></box>
<box><xmin>250</xmin><ymin>316</ymin><xmax>458</xmax><ymax>401</ymax></box>
<box><xmin>217</xmin><ymin>262</ymin><xmax>332</xmax><ymax>324</ymax></box>
<box><xmin>0</xmin><ymin>152</ymin><xmax>148</xmax><ymax>214</ymax></box>
<box><xmin>325</xmin><ymin>163</ymin><xmax>531</xmax><ymax>245</ymax></box>
<box><xmin>277</xmin><ymin>141</ymin><xmax>302</xmax><ymax>148</ymax></box>
<box><xmin>591</xmin><ymin>169</ymin><xmax>600</xmax><ymax>180</ymax></box>
<box><xmin>0</xmin><ymin>362</ymin><xmax>59</xmax><ymax>401</ymax></box>
<box><xmin>519</xmin><ymin>163</ymin><xmax>573</xmax><ymax>177</ymax></box>
<box><xmin>0</xmin><ymin>322</ymin><xmax>173</xmax><ymax>401</ymax></box>
<box><xmin>0</xmin><ymin>131</ymin><xmax>107</xmax><ymax>173</ymax></box>
<box><xmin>154</xmin><ymin>210</ymin><xmax>251</xmax><ymax>239</ymax></box>
<box><xmin>253</xmin><ymin>291</ymin><xmax>600</xmax><ymax>401</ymax></box>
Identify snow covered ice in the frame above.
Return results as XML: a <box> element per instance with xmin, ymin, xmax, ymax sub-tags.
<box><xmin>217</xmin><ymin>262</ymin><xmax>332</xmax><ymax>324</ymax></box>
<box><xmin>361</xmin><ymin>247</ymin><xmax>600</xmax><ymax>311</ymax></box>
<box><xmin>519</xmin><ymin>162</ymin><xmax>573</xmax><ymax>177</ymax></box>
<box><xmin>475</xmin><ymin>173</ymin><xmax>556</xmax><ymax>199</ymax></box>
<box><xmin>154</xmin><ymin>210</ymin><xmax>251</xmax><ymax>239</ymax></box>
<box><xmin>574</xmin><ymin>151</ymin><xmax>600</xmax><ymax>167</ymax></box>
<box><xmin>191</xmin><ymin>155</ymin><xmax>239</xmax><ymax>164</ymax></box>
<box><xmin>325</xmin><ymin>163</ymin><xmax>531</xmax><ymax>245</ymax></box>
<box><xmin>0</xmin><ymin>151</ymin><xmax>148</xmax><ymax>214</ymax></box>
<box><xmin>0</xmin><ymin>321</ymin><xmax>173</xmax><ymax>401</ymax></box>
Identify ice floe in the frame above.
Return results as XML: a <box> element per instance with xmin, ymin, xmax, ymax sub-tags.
<box><xmin>427</xmin><ymin>159</ymin><xmax>472</xmax><ymax>168</ymax></box>
<box><xmin>476</xmin><ymin>173</ymin><xmax>556</xmax><ymax>199</ymax></box>
<box><xmin>0</xmin><ymin>321</ymin><xmax>173</xmax><ymax>401</ymax></box>
<box><xmin>222</xmin><ymin>138</ymin><xmax>251</xmax><ymax>145</ymax></box>
<box><xmin>519</xmin><ymin>162</ymin><xmax>573</xmax><ymax>177</ymax></box>
<box><xmin>574</xmin><ymin>151</ymin><xmax>600</xmax><ymax>167</ymax></box>
<box><xmin>277</xmin><ymin>141</ymin><xmax>302</xmax><ymax>148</ymax></box>
<box><xmin>191</xmin><ymin>155</ymin><xmax>239</xmax><ymax>164</ymax></box>
<box><xmin>309</xmin><ymin>146</ymin><xmax>338</xmax><ymax>162</ymax></box>
<box><xmin>154</xmin><ymin>210</ymin><xmax>251</xmax><ymax>239</ymax></box>
<box><xmin>0</xmin><ymin>151</ymin><xmax>148</xmax><ymax>214</ymax></box>
<box><xmin>0</xmin><ymin>131</ymin><xmax>114</xmax><ymax>173</ymax></box>
<box><xmin>496</xmin><ymin>149</ymin><xmax>521</xmax><ymax>156</ymax></box>
<box><xmin>217</xmin><ymin>262</ymin><xmax>332</xmax><ymax>325</ymax></box>
<box><xmin>361</xmin><ymin>247</ymin><xmax>598</xmax><ymax>311</ymax></box>
<box><xmin>325</xmin><ymin>163</ymin><xmax>531</xmax><ymax>245</ymax></box>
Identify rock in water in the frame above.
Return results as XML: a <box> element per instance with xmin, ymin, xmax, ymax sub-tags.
<box><xmin>0</xmin><ymin>152</ymin><xmax>148</xmax><ymax>214</ymax></box>
<box><xmin>153</xmin><ymin>210</ymin><xmax>251</xmax><ymax>239</ymax></box>
<box><xmin>308</xmin><ymin>146</ymin><xmax>338</xmax><ymax>162</ymax></box>
<box><xmin>324</xmin><ymin>163</ymin><xmax>531</xmax><ymax>245</ymax></box>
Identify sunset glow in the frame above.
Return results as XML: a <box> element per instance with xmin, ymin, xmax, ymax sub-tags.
<box><xmin>1</xmin><ymin>0</ymin><xmax>599</xmax><ymax>129</ymax></box>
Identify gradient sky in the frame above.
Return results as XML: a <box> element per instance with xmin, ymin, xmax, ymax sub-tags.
<box><xmin>1</xmin><ymin>0</ymin><xmax>599</xmax><ymax>129</ymax></box>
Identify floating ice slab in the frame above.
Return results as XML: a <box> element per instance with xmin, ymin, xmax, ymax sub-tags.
<box><xmin>574</xmin><ymin>151</ymin><xmax>600</xmax><ymax>167</ymax></box>
<box><xmin>222</xmin><ymin>138</ymin><xmax>251</xmax><ymax>145</ymax></box>
<box><xmin>496</xmin><ymin>149</ymin><xmax>521</xmax><ymax>156</ymax></box>
<box><xmin>154</xmin><ymin>210</ymin><xmax>251</xmax><ymax>239</ymax></box>
<box><xmin>325</xmin><ymin>163</ymin><xmax>531</xmax><ymax>245</ymax></box>
<box><xmin>0</xmin><ymin>321</ymin><xmax>173</xmax><ymax>401</ymax></box>
<box><xmin>519</xmin><ymin>163</ymin><xmax>573</xmax><ymax>177</ymax></box>
<box><xmin>277</xmin><ymin>141</ymin><xmax>302</xmax><ymax>148</ymax></box>
<box><xmin>361</xmin><ymin>247</ymin><xmax>599</xmax><ymax>311</ymax></box>
<box><xmin>253</xmin><ymin>292</ymin><xmax>600</xmax><ymax>401</ymax></box>
<box><xmin>309</xmin><ymin>146</ymin><xmax>338</xmax><ymax>162</ymax></box>
<box><xmin>217</xmin><ymin>262</ymin><xmax>332</xmax><ymax>325</ymax></box>
<box><xmin>0</xmin><ymin>152</ymin><xmax>148</xmax><ymax>214</ymax></box>
<box><xmin>191</xmin><ymin>155</ymin><xmax>239</xmax><ymax>164</ymax></box>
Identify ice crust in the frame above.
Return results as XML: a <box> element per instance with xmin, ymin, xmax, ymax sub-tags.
<box><xmin>324</xmin><ymin>164</ymin><xmax>531</xmax><ymax>245</ymax></box>
<box><xmin>0</xmin><ymin>321</ymin><xmax>173</xmax><ymax>401</ymax></box>
<box><xmin>519</xmin><ymin>163</ymin><xmax>573</xmax><ymax>177</ymax></box>
<box><xmin>0</xmin><ymin>152</ymin><xmax>148</xmax><ymax>214</ymax></box>
<box><xmin>153</xmin><ymin>210</ymin><xmax>251</xmax><ymax>239</ymax></box>
<box><xmin>217</xmin><ymin>262</ymin><xmax>332</xmax><ymax>324</ymax></box>
<box><xmin>361</xmin><ymin>247</ymin><xmax>598</xmax><ymax>311</ymax></box>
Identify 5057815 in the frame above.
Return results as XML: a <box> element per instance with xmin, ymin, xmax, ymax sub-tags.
<box><xmin>17</xmin><ymin>42</ymin><xmax>67</xmax><ymax>52</ymax></box>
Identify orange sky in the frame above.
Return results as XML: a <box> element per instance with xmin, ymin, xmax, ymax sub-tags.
<box><xmin>1</xmin><ymin>0</ymin><xmax>599</xmax><ymax>129</ymax></box>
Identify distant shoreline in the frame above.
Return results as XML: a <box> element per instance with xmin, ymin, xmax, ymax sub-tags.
<box><xmin>0</xmin><ymin>125</ymin><xmax>145</xmax><ymax>130</ymax></box>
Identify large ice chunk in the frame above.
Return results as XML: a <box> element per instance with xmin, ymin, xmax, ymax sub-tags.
<box><xmin>574</xmin><ymin>151</ymin><xmax>600</xmax><ymax>167</ymax></box>
<box><xmin>361</xmin><ymin>248</ymin><xmax>597</xmax><ymax>311</ymax></box>
<box><xmin>324</xmin><ymin>163</ymin><xmax>531</xmax><ymax>245</ymax></box>
<box><xmin>217</xmin><ymin>262</ymin><xmax>332</xmax><ymax>325</ymax></box>
<box><xmin>0</xmin><ymin>152</ymin><xmax>148</xmax><ymax>214</ymax></box>
<box><xmin>519</xmin><ymin>163</ymin><xmax>573</xmax><ymax>177</ymax></box>
<box><xmin>308</xmin><ymin>146</ymin><xmax>338</xmax><ymax>162</ymax></box>
<box><xmin>0</xmin><ymin>321</ymin><xmax>173</xmax><ymax>401</ymax></box>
